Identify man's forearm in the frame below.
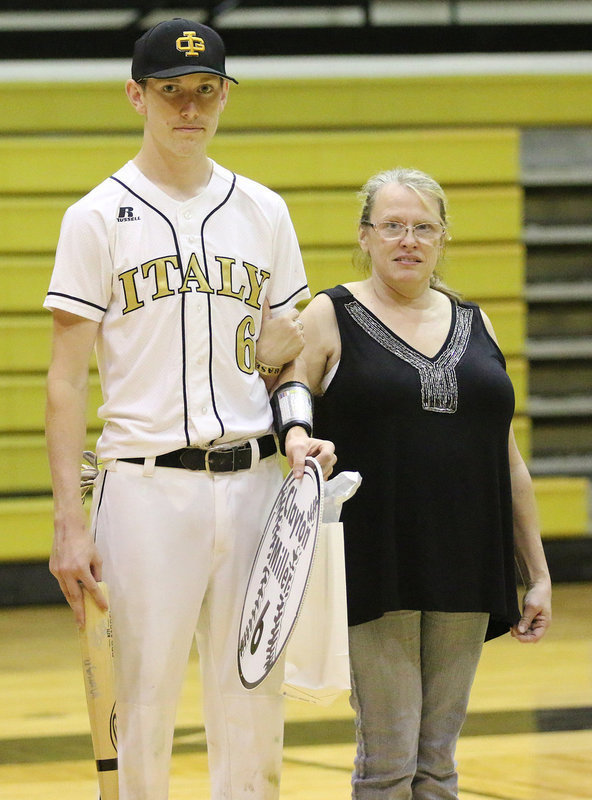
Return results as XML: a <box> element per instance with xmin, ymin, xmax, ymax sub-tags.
<box><xmin>46</xmin><ymin>375</ymin><xmax>89</xmax><ymax>516</ymax></box>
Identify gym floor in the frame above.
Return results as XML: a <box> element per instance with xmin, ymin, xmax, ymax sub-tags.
<box><xmin>1</xmin><ymin>582</ymin><xmax>591</xmax><ymax>799</ymax></box>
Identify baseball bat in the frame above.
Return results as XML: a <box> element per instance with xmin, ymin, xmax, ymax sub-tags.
<box><xmin>79</xmin><ymin>581</ymin><xmax>119</xmax><ymax>800</ymax></box>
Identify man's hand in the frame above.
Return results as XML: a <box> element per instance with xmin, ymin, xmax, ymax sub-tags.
<box><xmin>285</xmin><ymin>426</ymin><xmax>336</xmax><ymax>480</ymax></box>
<box><xmin>257</xmin><ymin>300</ymin><xmax>305</xmax><ymax>370</ymax></box>
<box><xmin>49</xmin><ymin>508</ymin><xmax>108</xmax><ymax>627</ymax></box>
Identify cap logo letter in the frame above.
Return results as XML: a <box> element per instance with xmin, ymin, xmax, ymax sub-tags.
<box><xmin>176</xmin><ymin>31</ymin><xmax>206</xmax><ymax>57</ymax></box>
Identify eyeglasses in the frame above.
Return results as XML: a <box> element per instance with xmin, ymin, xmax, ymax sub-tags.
<box><xmin>364</xmin><ymin>220</ymin><xmax>445</xmax><ymax>244</ymax></box>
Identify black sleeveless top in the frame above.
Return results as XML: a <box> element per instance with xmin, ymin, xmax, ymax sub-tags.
<box><xmin>314</xmin><ymin>286</ymin><xmax>520</xmax><ymax>640</ymax></box>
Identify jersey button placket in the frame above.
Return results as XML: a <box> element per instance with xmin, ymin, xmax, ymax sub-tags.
<box><xmin>180</xmin><ymin>205</ymin><xmax>214</xmax><ymax>443</ymax></box>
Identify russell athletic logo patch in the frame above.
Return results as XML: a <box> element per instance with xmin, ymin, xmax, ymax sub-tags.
<box><xmin>117</xmin><ymin>207</ymin><xmax>140</xmax><ymax>222</ymax></box>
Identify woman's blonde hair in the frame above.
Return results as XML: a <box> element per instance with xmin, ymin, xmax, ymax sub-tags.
<box><xmin>353</xmin><ymin>167</ymin><xmax>462</xmax><ymax>302</ymax></box>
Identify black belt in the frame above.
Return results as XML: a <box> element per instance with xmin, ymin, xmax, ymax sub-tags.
<box><xmin>119</xmin><ymin>434</ymin><xmax>277</xmax><ymax>474</ymax></box>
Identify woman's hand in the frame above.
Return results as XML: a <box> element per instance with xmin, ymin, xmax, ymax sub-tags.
<box><xmin>511</xmin><ymin>581</ymin><xmax>552</xmax><ymax>643</ymax></box>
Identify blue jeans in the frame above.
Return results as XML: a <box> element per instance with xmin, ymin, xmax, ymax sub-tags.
<box><xmin>348</xmin><ymin>610</ymin><xmax>489</xmax><ymax>799</ymax></box>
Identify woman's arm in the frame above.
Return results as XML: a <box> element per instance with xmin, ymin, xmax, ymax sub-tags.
<box><xmin>508</xmin><ymin>426</ymin><xmax>552</xmax><ymax>642</ymax></box>
<box><xmin>480</xmin><ymin>308</ymin><xmax>552</xmax><ymax>643</ymax></box>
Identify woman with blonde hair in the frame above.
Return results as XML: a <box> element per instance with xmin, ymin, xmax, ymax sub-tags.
<box><xmin>299</xmin><ymin>167</ymin><xmax>551</xmax><ymax>798</ymax></box>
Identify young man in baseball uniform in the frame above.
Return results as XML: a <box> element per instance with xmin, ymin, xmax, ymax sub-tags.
<box><xmin>44</xmin><ymin>18</ymin><xmax>335</xmax><ymax>800</ymax></box>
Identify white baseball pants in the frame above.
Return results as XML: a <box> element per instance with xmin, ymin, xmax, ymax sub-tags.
<box><xmin>91</xmin><ymin>455</ymin><xmax>285</xmax><ymax>800</ymax></box>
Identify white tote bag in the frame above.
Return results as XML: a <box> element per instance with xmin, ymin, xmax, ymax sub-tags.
<box><xmin>281</xmin><ymin>472</ymin><xmax>361</xmax><ymax>705</ymax></box>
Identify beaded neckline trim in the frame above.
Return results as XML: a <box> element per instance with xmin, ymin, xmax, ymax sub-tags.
<box><xmin>345</xmin><ymin>300</ymin><xmax>473</xmax><ymax>414</ymax></box>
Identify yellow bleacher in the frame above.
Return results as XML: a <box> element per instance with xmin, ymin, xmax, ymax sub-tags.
<box><xmin>1</xmin><ymin>73</ymin><xmax>591</xmax><ymax>133</ymax></box>
<box><xmin>0</xmin><ymin>72</ymin><xmax>589</xmax><ymax>562</ymax></box>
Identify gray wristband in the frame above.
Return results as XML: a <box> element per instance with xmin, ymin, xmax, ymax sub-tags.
<box><xmin>270</xmin><ymin>381</ymin><xmax>313</xmax><ymax>455</ymax></box>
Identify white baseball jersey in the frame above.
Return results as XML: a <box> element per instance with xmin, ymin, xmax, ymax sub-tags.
<box><xmin>44</xmin><ymin>160</ymin><xmax>309</xmax><ymax>460</ymax></box>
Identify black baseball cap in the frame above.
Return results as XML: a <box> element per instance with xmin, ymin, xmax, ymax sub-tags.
<box><xmin>131</xmin><ymin>18</ymin><xmax>238</xmax><ymax>84</ymax></box>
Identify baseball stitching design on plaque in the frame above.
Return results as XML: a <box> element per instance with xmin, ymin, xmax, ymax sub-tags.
<box><xmin>238</xmin><ymin>457</ymin><xmax>324</xmax><ymax>688</ymax></box>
